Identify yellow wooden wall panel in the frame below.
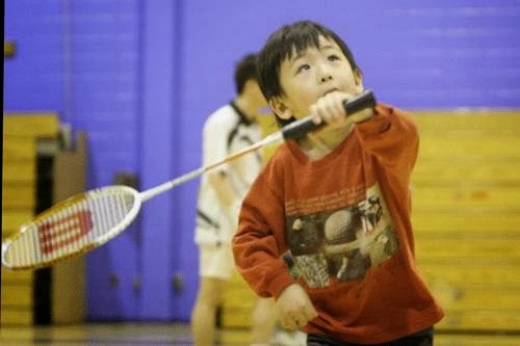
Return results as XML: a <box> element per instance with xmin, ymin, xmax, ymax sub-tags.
<box><xmin>2</xmin><ymin>138</ymin><xmax>36</xmax><ymax>162</ymax></box>
<box><xmin>413</xmin><ymin>162</ymin><xmax>520</xmax><ymax>183</ymax></box>
<box><xmin>257</xmin><ymin>113</ymin><xmax>278</xmax><ymax>135</ymax></box>
<box><xmin>425</xmin><ymin>269</ymin><xmax>520</xmax><ymax>315</ymax></box>
<box><xmin>413</xmin><ymin>186</ymin><xmax>520</xmax><ymax>208</ymax></box>
<box><xmin>1</xmin><ymin>285</ymin><xmax>33</xmax><ymax>306</ymax></box>
<box><xmin>3</xmin><ymin>113</ymin><xmax>59</xmax><ymax>136</ymax></box>
<box><xmin>412</xmin><ymin>111</ymin><xmax>520</xmax><ymax>333</ymax></box>
<box><xmin>416</xmin><ymin>238</ymin><xmax>520</xmax><ymax>260</ymax></box>
<box><xmin>3</xmin><ymin>161</ymin><xmax>36</xmax><ymax>183</ymax></box>
<box><xmin>2</xmin><ymin>211</ymin><xmax>34</xmax><ymax>235</ymax></box>
<box><xmin>438</xmin><ymin>311</ymin><xmax>520</xmax><ymax>331</ymax></box>
<box><xmin>421</xmin><ymin>264</ymin><xmax>520</xmax><ymax>285</ymax></box>
<box><xmin>1</xmin><ymin>267</ymin><xmax>33</xmax><ymax>284</ymax></box>
<box><xmin>221</xmin><ymin>272</ymin><xmax>258</xmax><ymax>328</ymax></box>
<box><xmin>223</xmin><ymin>273</ymin><xmax>256</xmax><ymax>311</ymax></box>
<box><xmin>419</xmin><ymin>137</ymin><xmax>520</xmax><ymax>158</ymax></box>
<box><xmin>221</xmin><ymin>308</ymin><xmax>251</xmax><ymax>328</ymax></box>
<box><xmin>412</xmin><ymin>212</ymin><xmax>520</xmax><ymax>234</ymax></box>
<box><xmin>227</xmin><ymin>269</ymin><xmax>252</xmax><ymax>285</ymax></box>
<box><xmin>223</xmin><ymin>290</ymin><xmax>256</xmax><ymax>309</ymax></box>
<box><xmin>414</xmin><ymin>112</ymin><xmax>520</xmax><ymax>132</ymax></box>
<box><xmin>0</xmin><ymin>310</ymin><xmax>33</xmax><ymax>326</ymax></box>
<box><xmin>1</xmin><ymin>113</ymin><xmax>58</xmax><ymax>326</ymax></box>
<box><xmin>2</xmin><ymin>185</ymin><xmax>35</xmax><ymax>209</ymax></box>
<box><xmin>443</xmin><ymin>289</ymin><xmax>520</xmax><ymax>311</ymax></box>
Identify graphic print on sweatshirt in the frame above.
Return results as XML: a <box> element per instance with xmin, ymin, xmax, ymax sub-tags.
<box><xmin>285</xmin><ymin>183</ymin><xmax>399</xmax><ymax>288</ymax></box>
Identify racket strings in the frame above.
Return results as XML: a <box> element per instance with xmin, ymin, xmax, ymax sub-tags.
<box><xmin>38</xmin><ymin>208</ymin><xmax>93</xmax><ymax>254</ymax></box>
<box><xmin>7</xmin><ymin>199</ymin><xmax>94</xmax><ymax>267</ymax></box>
<box><xmin>90</xmin><ymin>191</ymin><xmax>136</xmax><ymax>243</ymax></box>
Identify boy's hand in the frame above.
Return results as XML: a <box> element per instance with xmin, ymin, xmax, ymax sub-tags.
<box><xmin>276</xmin><ymin>283</ymin><xmax>318</xmax><ymax>330</ymax></box>
<box><xmin>310</xmin><ymin>91</ymin><xmax>374</xmax><ymax>128</ymax></box>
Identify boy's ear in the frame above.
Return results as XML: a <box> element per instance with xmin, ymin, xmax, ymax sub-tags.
<box><xmin>354</xmin><ymin>69</ymin><xmax>364</xmax><ymax>92</ymax></box>
<box><xmin>269</xmin><ymin>97</ymin><xmax>293</xmax><ymax>120</ymax></box>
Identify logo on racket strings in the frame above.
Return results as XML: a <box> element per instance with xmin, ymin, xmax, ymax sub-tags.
<box><xmin>38</xmin><ymin>210</ymin><xmax>93</xmax><ymax>255</ymax></box>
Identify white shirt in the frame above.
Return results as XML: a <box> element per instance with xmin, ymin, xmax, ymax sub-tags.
<box><xmin>195</xmin><ymin>102</ymin><xmax>262</xmax><ymax>245</ymax></box>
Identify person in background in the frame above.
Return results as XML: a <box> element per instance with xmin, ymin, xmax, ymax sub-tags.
<box><xmin>233</xmin><ymin>21</ymin><xmax>444</xmax><ymax>345</ymax></box>
<box><xmin>191</xmin><ymin>53</ymin><xmax>305</xmax><ymax>346</ymax></box>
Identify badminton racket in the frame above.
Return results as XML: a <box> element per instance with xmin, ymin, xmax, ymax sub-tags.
<box><xmin>1</xmin><ymin>90</ymin><xmax>376</xmax><ymax>270</ymax></box>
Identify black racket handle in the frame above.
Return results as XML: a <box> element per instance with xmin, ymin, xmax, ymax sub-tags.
<box><xmin>281</xmin><ymin>89</ymin><xmax>377</xmax><ymax>140</ymax></box>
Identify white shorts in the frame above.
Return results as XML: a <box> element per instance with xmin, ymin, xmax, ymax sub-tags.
<box><xmin>199</xmin><ymin>243</ymin><xmax>235</xmax><ymax>280</ymax></box>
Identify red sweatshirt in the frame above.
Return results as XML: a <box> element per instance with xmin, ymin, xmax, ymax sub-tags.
<box><xmin>232</xmin><ymin>103</ymin><xmax>444</xmax><ymax>344</ymax></box>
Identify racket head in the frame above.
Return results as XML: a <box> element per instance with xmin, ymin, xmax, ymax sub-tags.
<box><xmin>2</xmin><ymin>185</ymin><xmax>141</xmax><ymax>270</ymax></box>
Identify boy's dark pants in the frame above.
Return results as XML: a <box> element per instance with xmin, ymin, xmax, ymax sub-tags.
<box><xmin>307</xmin><ymin>327</ymin><xmax>434</xmax><ymax>346</ymax></box>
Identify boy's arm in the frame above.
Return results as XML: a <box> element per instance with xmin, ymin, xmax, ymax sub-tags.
<box><xmin>309</xmin><ymin>92</ymin><xmax>417</xmax><ymax>176</ymax></box>
<box><xmin>232</xmin><ymin>165</ymin><xmax>319</xmax><ymax>329</ymax></box>
<box><xmin>232</xmin><ymin>166</ymin><xmax>295</xmax><ymax>299</ymax></box>
<box><xmin>232</xmin><ymin>209</ymin><xmax>294</xmax><ymax>298</ymax></box>
<box><xmin>354</xmin><ymin>103</ymin><xmax>419</xmax><ymax>177</ymax></box>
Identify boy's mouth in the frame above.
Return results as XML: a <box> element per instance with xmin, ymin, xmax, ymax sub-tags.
<box><xmin>323</xmin><ymin>88</ymin><xmax>339</xmax><ymax>96</ymax></box>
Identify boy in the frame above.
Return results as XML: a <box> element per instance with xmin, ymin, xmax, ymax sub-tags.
<box><xmin>232</xmin><ymin>21</ymin><xmax>444</xmax><ymax>345</ymax></box>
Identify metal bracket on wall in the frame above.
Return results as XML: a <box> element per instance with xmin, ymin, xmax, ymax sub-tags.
<box><xmin>4</xmin><ymin>40</ymin><xmax>16</xmax><ymax>58</ymax></box>
<box><xmin>133</xmin><ymin>276</ymin><xmax>142</xmax><ymax>292</ymax></box>
<box><xmin>172</xmin><ymin>272</ymin><xmax>184</xmax><ymax>294</ymax></box>
<box><xmin>109</xmin><ymin>273</ymin><xmax>119</xmax><ymax>287</ymax></box>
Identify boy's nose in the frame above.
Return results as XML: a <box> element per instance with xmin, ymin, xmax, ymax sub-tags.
<box><xmin>318</xmin><ymin>65</ymin><xmax>333</xmax><ymax>83</ymax></box>
<box><xmin>320</xmin><ymin>74</ymin><xmax>333</xmax><ymax>83</ymax></box>
<box><xmin>316</xmin><ymin>61</ymin><xmax>334</xmax><ymax>83</ymax></box>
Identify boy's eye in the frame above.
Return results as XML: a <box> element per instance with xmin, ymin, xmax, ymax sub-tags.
<box><xmin>328</xmin><ymin>54</ymin><xmax>340</xmax><ymax>61</ymax></box>
<box><xmin>296</xmin><ymin>64</ymin><xmax>310</xmax><ymax>74</ymax></box>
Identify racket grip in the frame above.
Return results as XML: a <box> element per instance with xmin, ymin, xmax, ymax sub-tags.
<box><xmin>281</xmin><ymin>89</ymin><xmax>377</xmax><ymax>140</ymax></box>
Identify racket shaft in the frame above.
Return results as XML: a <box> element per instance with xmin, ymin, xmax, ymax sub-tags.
<box><xmin>139</xmin><ymin>132</ymin><xmax>283</xmax><ymax>202</ymax></box>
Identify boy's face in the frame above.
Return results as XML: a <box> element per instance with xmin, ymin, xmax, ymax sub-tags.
<box><xmin>270</xmin><ymin>35</ymin><xmax>363</xmax><ymax>121</ymax></box>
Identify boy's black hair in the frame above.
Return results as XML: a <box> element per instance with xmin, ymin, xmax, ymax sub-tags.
<box><xmin>234</xmin><ymin>53</ymin><xmax>258</xmax><ymax>95</ymax></box>
<box><xmin>257</xmin><ymin>21</ymin><xmax>360</xmax><ymax>127</ymax></box>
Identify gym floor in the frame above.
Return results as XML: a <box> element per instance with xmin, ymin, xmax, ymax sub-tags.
<box><xmin>1</xmin><ymin>323</ymin><xmax>519</xmax><ymax>345</ymax></box>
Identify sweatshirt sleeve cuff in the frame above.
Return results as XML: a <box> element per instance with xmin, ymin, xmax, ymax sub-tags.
<box><xmin>267</xmin><ymin>269</ymin><xmax>296</xmax><ymax>299</ymax></box>
<box><xmin>356</xmin><ymin>103</ymin><xmax>392</xmax><ymax>135</ymax></box>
